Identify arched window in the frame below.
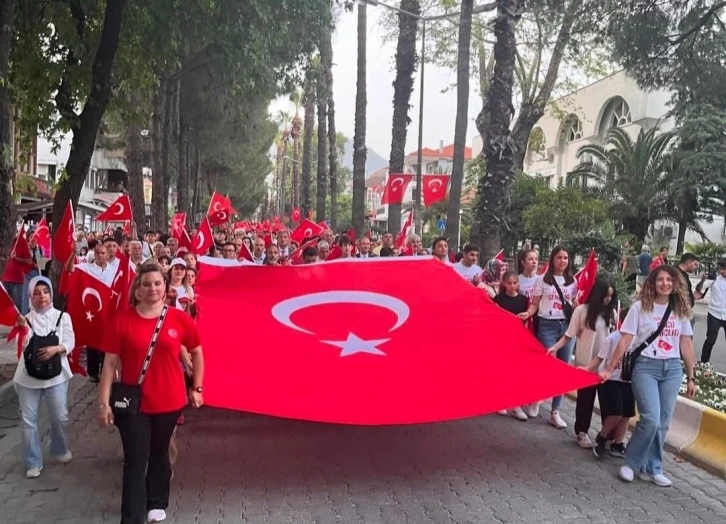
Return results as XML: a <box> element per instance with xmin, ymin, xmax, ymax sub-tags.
<box><xmin>527</xmin><ymin>127</ymin><xmax>546</xmax><ymax>161</ymax></box>
<box><xmin>599</xmin><ymin>97</ymin><xmax>632</xmax><ymax>137</ymax></box>
<box><xmin>565</xmin><ymin>116</ymin><xmax>583</xmax><ymax>143</ymax></box>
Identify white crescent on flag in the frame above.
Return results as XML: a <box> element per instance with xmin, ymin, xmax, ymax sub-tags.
<box><xmin>111</xmin><ymin>202</ymin><xmax>125</xmax><ymax>216</ymax></box>
<box><xmin>390</xmin><ymin>178</ymin><xmax>404</xmax><ymax>190</ymax></box>
<box><xmin>428</xmin><ymin>179</ymin><xmax>443</xmax><ymax>192</ymax></box>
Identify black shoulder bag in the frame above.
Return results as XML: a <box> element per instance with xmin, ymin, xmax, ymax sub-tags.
<box><xmin>23</xmin><ymin>309</ymin><xmax>65</xmax><ymax>380</ymax></box>
<box><xmin>620</xmin><ymin>301</ymin><xmax>672</xmax><ymax>382</ymax></box>
<box><xmin>111</xmin><ymin>305</ymin><xmax>168</xmax><ymax>416</ymax></box>
<box><xmin>552</xmin><ymin>279</ymin><xmax>575</xmax><ymax>322</ymax></box>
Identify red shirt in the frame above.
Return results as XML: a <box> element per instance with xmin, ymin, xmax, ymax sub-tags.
<box><xmin>105</xmin><ymin>307</ymin><xmax>200</xmax><ymax>414</ymax></box>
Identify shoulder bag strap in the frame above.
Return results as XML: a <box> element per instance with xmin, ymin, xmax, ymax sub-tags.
<box><xmin>137</xmin><ymin>305</ymin><xmax>169</xmax><ymax>386</ymax></box>
<box><xmin>631</xmin><ymin>301</ymin><xmax>673</xmax><ymax>360</ymax></box>
<box><xmin>551</xmin><ymin>279</ymin><xmax>570</xmax><ymax>307</ymax></box>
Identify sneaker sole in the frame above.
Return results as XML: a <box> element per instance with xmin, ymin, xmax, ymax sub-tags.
<box><xmin>639</xmin><ymin>474</ymin><xmax>672</xmax><ymax>487</ymax></box>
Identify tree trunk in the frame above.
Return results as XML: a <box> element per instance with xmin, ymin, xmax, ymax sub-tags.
<box><xmin>387</xmin><ymin>0</ymin><xmax>420</xmax><ymax>235</ymax></box>
<box><xmin>51</xmin><ymin>0</ymin><xmax>125</xmax><ymax>285</ymax></box>
<box><xmin>445</xmin><ymin>0</ymin><xmax>474</xmax><ymax>251</ymax></box>
<box><xmin>151</xmin><ymin>84</ymin><xmax>166</xmax><ymax>231</ymax></box>
<box><xmin>316</xmin><ymin>86</ymin><xmax>328</xmax><ymax>223</ymax></box>
<box><xmin>471</xmin><ymin>0</ymin><xmax>523</xmax><ymax>260</ymax></box>
<box><xmin>510</xmin><ymin>0</ymin><xmax>580</xmax><ymax>173</ymax></box>
<box><xmin>351</xmin><ymin>2</ymin><xmax>367</xmax><ymax>237</ymax></box>
<box><xmin>676</xmin><ymin>219</ymin><xmax>687</xmax><ymax>255</ymax></box>
<box><xmin>325</xmin><ymin>26</ymin><xmax>339</xmax><ymax>231</ymax></box>
<box><xmin>301</xmin><ymin>80</ymin><xmax>315</xmax><ymax>220</ymax></box>
<box><xmin>0</xmin><ymin>0</ymin><xmax>16</xmax><ymax>277</ymax></box>
<box><xmin>125</xmin><ymin>119</ymin><xmax>145</xmax><ymax>233</ymax></box>
<box><xmin>280</xmin><ymin>141</ymin><xmax>288</xmax><ymax>217</ymax></box>
<box><xmin>176</xmin><ymin>78</ymin><xmax>189</xmax><ymax>217</ymax></box>
<box><xmin>292</xmin><ymin>129</ymin><xmax>300</xmax><ymax>210</ymax></box>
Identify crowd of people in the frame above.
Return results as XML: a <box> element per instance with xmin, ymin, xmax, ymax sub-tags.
<box><xmin>0</xmin><ymin>221</ymin><xmax>709</xmax><ymax>523</ymax></box>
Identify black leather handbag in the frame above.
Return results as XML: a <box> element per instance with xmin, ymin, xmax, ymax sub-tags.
<box><xmin>111</xmin><ymin>306</ymin><xmax>168</xmax><ymax>416</ymax></box>
<box><xmin>23</xmin><ymin>311</ymin><xmax>64</xmax><ymax>380</ymax></box>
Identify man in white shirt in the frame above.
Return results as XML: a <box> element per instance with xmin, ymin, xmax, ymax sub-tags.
<box><xmin>128</xmin><ymin>240</ymin><xmax>148</xmax><ymax>271</ymax></box>
<box><xmin>432</xmin><ymin>237</ymin><xmax>453</xmax><ymax>265</ymax></box>
<box><xmin>251</xmin><ymin>238</ymin><xmax>266</xmax><ymax>265</ymax></box>
<box><xmin>701</xmin><ymin>259</ymin><xmax>726</xmax><ymax>363</ymax></box>
<box><xmin>453</xmin><ymin>244</ymin><xmax>482</xmax><ymax>283</ymax></box>
<box><xmin>103</xmin><ymin>237</ymin><xmax>121</xmax><ymax>273</ymax></box>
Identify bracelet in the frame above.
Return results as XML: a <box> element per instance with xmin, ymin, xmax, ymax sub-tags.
<box><xmin>98</xmin><ymin>403</ymin><xmax>110</xmax><ymax>409</ymax></box>
<box><xmin>687</xmin><ymin>377</ymin><xmax>696</xmax><ymax>382</ymax></box>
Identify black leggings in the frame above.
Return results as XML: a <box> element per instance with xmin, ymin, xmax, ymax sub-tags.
<box><xmin>115</xmin><ymin>408</ymin><xmax>183</xmax><ymax>524</ymax></box>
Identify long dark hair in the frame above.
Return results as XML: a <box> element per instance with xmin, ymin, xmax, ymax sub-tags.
<box><xmin>584</xmin><ymin>278</ymin><xmax>617</xmax><ymax>331</ymax></box>
<box><xmin>517</xmin><ymin>248</ymin><xmax>537</xmax><ymax>275</ymax></box>
<box><xmin>543</xmin><ymin>246</ymin><xmax>574</xmax><ymax>286</ymax></box>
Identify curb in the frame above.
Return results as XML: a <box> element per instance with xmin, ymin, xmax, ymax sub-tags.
<box><xmin>566</xmin><ymin>392</ymin><xmax>726</xmax><ymax>479</ymax></box>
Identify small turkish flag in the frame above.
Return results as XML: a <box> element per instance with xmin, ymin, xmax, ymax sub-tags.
<box><xmin>494</xmin><ymin>249</ymin><xmax>505</xmax><ymax>262</ymax></box>
<box><xmin>31</xmin><ymin>218</ymin><xmax>51</xmax><ymax>256</ymax></box>
<box><xmin>194</xmin><ymin>257</ymin><xmax>599</xmax><ymax>424</ymax></box>
<box><xmin>291</xmin><ymin>208</ymin><xmax>301</xmax><ymax>222</ymax></box>
<box><xmin>96</xmin><ymin>194</ymin><xmax>133</xmax><ymax>222</ymax></box>
<box><xmin>110</xmin><ymin>254</ymin><xmax>135</xmax><ymax>313</ymax></box>
<box><xmin>289</xmin><ymin>238</ymin><xmax>319</xmax><ymax>265</ymax></box>
<box><xmin>192</xmin><ymin>217</ymin><xmax>214</xmax><ymax>256</ymax></box>
<box><xmin>381</xmin><ymin>174</ymin><xmax>414</xmax><ymax>205</ymax></box>
<box><xmin>394</xmin><ymin>212</ymin><xmax>413</xmax><ymax>249</ymax></box>
<box><xmin>291</xmin><ymin>219</ymin><xmax>325</xmax><ymax>244</ymax></box>
<box><xmin>207</xmin><ymin>192</ymin><xmax>236</xmax><ymax>227</ymax></box>
<box><xmin>657</xmin><ymin>338</ymin><xmax>673</xmax><ymax>352</ymax></box>
<box><xmin>0</xmin><ymin>282</ymin><xmax>19</xmax><ymax>326</ymax></box>
<box><xmin>66</xmin><ymin>267</ymin><xmax>113</xmax><ymax>348</ymax></box>
<box><xmin>170</xmin><ymin>212</ymin><xmax>187</xmax><ymax>236</ymax></box>
<box><xmin>53</xmin><ymin>201</ymin><xmax>76</xmax><ymax>263</ymax></box>
<box><xmin>575</xmin><ymin>250</ymin><xmax>598</xmax><ymax>303</ymax></box>
<box><xmin>238</xmin><ymin>242</ymin><xmax>254</xmax><ymax>262</ymax></box>
<box><xmin>422</xmin><ymin>174</ymin><xmax>450</xmax><ymax>206</ymax></box>
<box><xmin>538</xmin><ymin>261</ymin><xmax>549</xmax><ymax>275</ymax></box>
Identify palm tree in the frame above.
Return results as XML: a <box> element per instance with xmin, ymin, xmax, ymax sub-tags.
<box><xmin>387</xmin><ymin>0</ymin><xmax>421</xmax><ymax>235</ymax></box>
<box><xmin>351</xmin><ymin>0</ymin><xmax>367</xmax><ymax>237</ymax></box>
<box><xmin>321</xmin><ymin>23</ymin><xmax>339</xmax><ymax>230</ymax></box>
<box><xmin>445</xmin><ymin>0</ymin><xmax>474</xmax><ymax>252</ymax></box>
<box><xmin>301</xmin><ymin>72</ymin><xmax>316</xmax><ymax>219</ymax></box>
<box><xmin>568</xmin><ymin>126</ymin><xmax>676</xmax><ymax>242</ymax></box>
<box><xmin>315</xmin><ymin>59</ymin><xmax>329</xmax><ymax>222</ymax></box>
<box><xmin>290</xmin><ymin>89</ymin><xmax>303</xmax><ymax>211</ymax></box>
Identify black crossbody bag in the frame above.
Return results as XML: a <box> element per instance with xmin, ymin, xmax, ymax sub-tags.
<box><xmin>620</xmin><ymin>301</ymin><xmax>672</xmax><ymax>382</ymax></box>
<box><xmin>552</xmin><ymin>280</ymin><xmax>575</xmax><ymax>322</ymax></box>
<box><xmin>111</xmin><ymin>306</ymin><xmax>168</xmax><ymax>416</ymax></box>
<box><xmin>24</xmin><ymin>309</ymin><xmax>65</xmax><ymax>380</ymax></box>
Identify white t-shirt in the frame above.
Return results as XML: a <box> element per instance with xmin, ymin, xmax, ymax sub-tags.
<box><xmin>598</xmin><ymin>331</ymin><xmax>626</xmax><ymax>382</ymax></box>
<box><xmin>533</xmin><ymin>275</ymin><xmax>578</xmax><ymax>320</ymax></box>
<box><xmin>454</xmin><ymin>262</ymin><xmax>482</xmax><ymax>281</ymax></box>
<box><xmin>518</xmin><ymin>273</ymin><xmax>539</xmax><ymax>301</ymax></box>
<box><xmin>620</xmin><ymin>300</ymin><xmax>693</xmax><ymax>360</ymax></box>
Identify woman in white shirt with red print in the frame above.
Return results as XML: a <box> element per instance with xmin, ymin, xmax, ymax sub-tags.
<box><xmin>601</xmin><ymin>265</ymin><xmax>696</xmax><ymax>487</ymax></box>
<box><xmin>526</xmin><ymin>246</ymin><xmax>578</xmax><ymax>429</ymax></box>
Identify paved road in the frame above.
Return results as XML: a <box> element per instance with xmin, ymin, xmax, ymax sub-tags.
<box><xmin>0</xmin><ymin>380</ymin><xmax>724</xmax><ymax>524</ymax></box>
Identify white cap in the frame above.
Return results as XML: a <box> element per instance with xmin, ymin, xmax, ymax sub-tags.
<box><xmin>171</xmin><ymin>257</ymin><xmax>187</xmax><ymax>268</ymax></box>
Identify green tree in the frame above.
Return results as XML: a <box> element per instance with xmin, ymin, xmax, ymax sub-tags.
<box><xmin>0</xmin><ymin>0</ymin><xmax>16</xmax><ymax>275</ymax></box>
<box><xmin>569</xmin><ymin>127</ymin><xmax>676</xmax><ymax>242</ymax></box>
<box><xmin>500</xmin><ymin>172</ymin><xmax>546</xmax><ymax>254</ymax></box>
<box><xmin>351</xmin><ymin>1</ymin><xmax>367</xmax><ymax>237</ymax></box>
<box><xmin>523</xmin><ymin>185</ymin><xmax>609</xmax><ymax>243</ymax></box>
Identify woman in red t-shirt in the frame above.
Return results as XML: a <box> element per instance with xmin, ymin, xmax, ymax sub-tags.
<box><xmin>97</xmin><ymin>264</ymin><xmax>205</xmax><ymax>524</ymax></box>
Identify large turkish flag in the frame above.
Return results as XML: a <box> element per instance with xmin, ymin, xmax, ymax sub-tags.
<box><xmin>195</xmin><ymin>257</ymin><xmax>598</xmax><ymax>425</ymax></box>
<box><xmin>66</xmin><ymin>266</ymin><xmax>113</xmax><ymax>348</ymax></box>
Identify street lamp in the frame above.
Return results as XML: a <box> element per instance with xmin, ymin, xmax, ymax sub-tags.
<box><xmin>363</xmin><ymin>0</ymin><xmax>494</xmax><ymax>235</ymax></box>
<box><xmin>458</xmin><ymin>208</ymin><xmax>463</xmax><ymax>251</ymax></box>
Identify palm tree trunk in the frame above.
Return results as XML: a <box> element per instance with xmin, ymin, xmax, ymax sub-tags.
<box><xmin>125</xmin><ymin>118</ymin><xmax>145</xmax><ymax>229</ymax></box>
<box><xmin>302</xmin><ymin>79</ymin><xmax>316</xmax><ymax>219</ymax></box>
<box><xmin>445</xmin><ymin>0</ymin><xmax>474</xmax><ymax>251</ymax></box>
<box><xmin>292</xmin><ymin>126</ymin><xmax>300</xmax><ymax>210</ymax></box>
<box><xmin>176</xmin><ymin>77</ymin><xmax>189</xmax><ymax>217</ymax></box>
<box><xmin>0</xmin><ymin>0</ymin><xmax>16</xmax><ymax>277</ymax></box>
<box><xmin>316</xmin><ymin>85</ymin><xmax>328</xmax><ymax>223</ymax></box>
<box><xmin>280</xmin><ymin>140</ymin><xmax>288</xmax><ymax>217</ymax></box>
<box><xmin>471</xmin><ymin>0</ymin><xmax>523</xmax><ymax>260</ymax></box>
<box><xmin>324</xmin><ymin>24</ymin><xmax>339</xmax><ymax>230</ymax></box>
<box><xmin>388</xmin><ymin>0</ymin><xmax>421</xmax><ymax>235</ymax></box>
<box><xmin>151</xmin><ymin>83</ymin><xmax>166</xmax><ymax>230</ymax></box>
<box><xmin>352</xmin><ymin>2</ymin><xmax>368</xmax><ymax>237</ymax></box>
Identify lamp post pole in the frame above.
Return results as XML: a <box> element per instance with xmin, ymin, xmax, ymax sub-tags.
<box><xmin>458</xmin><ymin>208</ymin><xmax>463</xmax><ymax>250</ymax></box>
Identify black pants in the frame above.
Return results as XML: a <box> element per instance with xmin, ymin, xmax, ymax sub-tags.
<box><xmin>86</xmin><ymin>348</ymin><xmax>104</xmax><ymax>378</ymax></box>
<box><xmin>115</xmin><ymin>408</ymin><xmax>183</xmax><ymax>524</ymax></box>
<box><xmin>574</xmin><ymin>385</ymin><xmax>602</xmax><ymax>435</ymax></box>
<box><xmin>701</xmin><ymin>313</ymin><xmax>726</xmax><ymax>363</ymax></box>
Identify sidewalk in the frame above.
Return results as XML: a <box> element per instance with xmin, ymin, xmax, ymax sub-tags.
<box><xmin>0</xmin><ymin>382</ymin><xmax>724</xmax><ymax>523</ymax></box>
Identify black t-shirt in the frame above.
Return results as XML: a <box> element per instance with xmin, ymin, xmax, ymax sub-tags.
<box><xmin>494</xmin><ymin>293</ymin><xmax>529</xmax><ymax>317</ymax></box>
<box><xmin>677</xmin><ymin>266</ymin><xmax>695</xmax><ymax>307</ymax></box>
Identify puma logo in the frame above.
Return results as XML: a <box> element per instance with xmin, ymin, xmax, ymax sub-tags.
<box><xmin>114</xmin><ymin>398</ymin><xmax>131</xmax><ymax>409</ymax></box>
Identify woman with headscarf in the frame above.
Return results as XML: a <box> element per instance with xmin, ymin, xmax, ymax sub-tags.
<box><xmin>13</xmin><ymin>276</ymin><xmax>76</xmax><ymax>479</ymax></box>
<box><xmin>479</xmin><ymin>258</ymin><xmax>508</xmax><ymax>299</ymax></box>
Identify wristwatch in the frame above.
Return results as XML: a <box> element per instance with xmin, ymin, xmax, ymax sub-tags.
<box><xmin>194</xmin><ymin>386</ymin><xmax>203</xmax><ymax>393</ymax></box>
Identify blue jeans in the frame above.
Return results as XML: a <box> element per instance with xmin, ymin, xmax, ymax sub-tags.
<box><xmin>22</xmin><ymin>269</ymin><xmax>39</xmax><ymax>314</ymax></box>
<box><xmin>537</xmin><ymin>317</ymin><xmax>575</xmax><ymax>410</ymax></box>
<box><xmin>2</xmin><ymin>281</ymin><xmax>23</xmax><ymax>312</ymax></box>
<box><xmin>15</xmin><ymin>381</ymin><xmax>70</xmax><ymax>470</ymax></box>
<box><xmin>625</xmin><ymin>356</ymin><xmax>682</xmax><ymax>475</ymax></box>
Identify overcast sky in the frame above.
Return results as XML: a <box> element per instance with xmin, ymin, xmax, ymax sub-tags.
<box><xmin>269</xmin><ymin>5</ymin><xmax>483</xmax><ymax>161</ymax></box>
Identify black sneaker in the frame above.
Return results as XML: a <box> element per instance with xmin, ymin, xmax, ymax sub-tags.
<box><xmin>592</xmin><ymin>434</ymin><xmax>607</xmax><ymax>459</ymax></box>
<box><xmin>610</xmin><ymin>442</ymin><xmax>626</xmax><ymax>458</ymax></box>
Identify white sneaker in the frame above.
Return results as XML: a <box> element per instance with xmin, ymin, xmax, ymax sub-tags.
<box><xmin>619</xmin><ymin>465</ymin><xmax>634</xmax><ymax>482</ymax></box>
<box><xmin>639</xmin><ymin>472</ymin><xmax>672</xmax><ymax>487</ymax></box>
<box><xmin>511</xmin><ymin>407</ymin><xmax>528</xmax><ymax>421</ymax></box>
<box><xmin>576</xmin><ymin>432</ymin><xmax>593</xmax><ymax>448</ymax></box>
<box><xmin>26</xmin><ymin>467</ymin><xmax>42</xmax><ymax>479</ymax></box>
<box><xmin>524</xmin><ymin>403</ymin><xmax>540</xmax><ymax>418</ymax></box>
<box><xmin>147</xmin><ymin>509</ymin><xmax>167</xmax><ymax>523</ymax></box>
<box><xmin>549</xmin><ymin>410</ymin><xmax>567</xmax><ymax>429</ymax></box>
<box><xmin>497</xmin><ymin>410</ymin><xmax>507</xmax><ymax>416</ymax></box>
<box><xmin>55</xmin><ymin>450</ymin><xmax>72</xmax><ymax>463</ymax></box>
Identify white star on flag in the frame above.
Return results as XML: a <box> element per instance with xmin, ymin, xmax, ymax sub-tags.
<box><xmin>321</xmin><ymin>333</ymin><xmax>389</xmax><ymax>357</ymax></box>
